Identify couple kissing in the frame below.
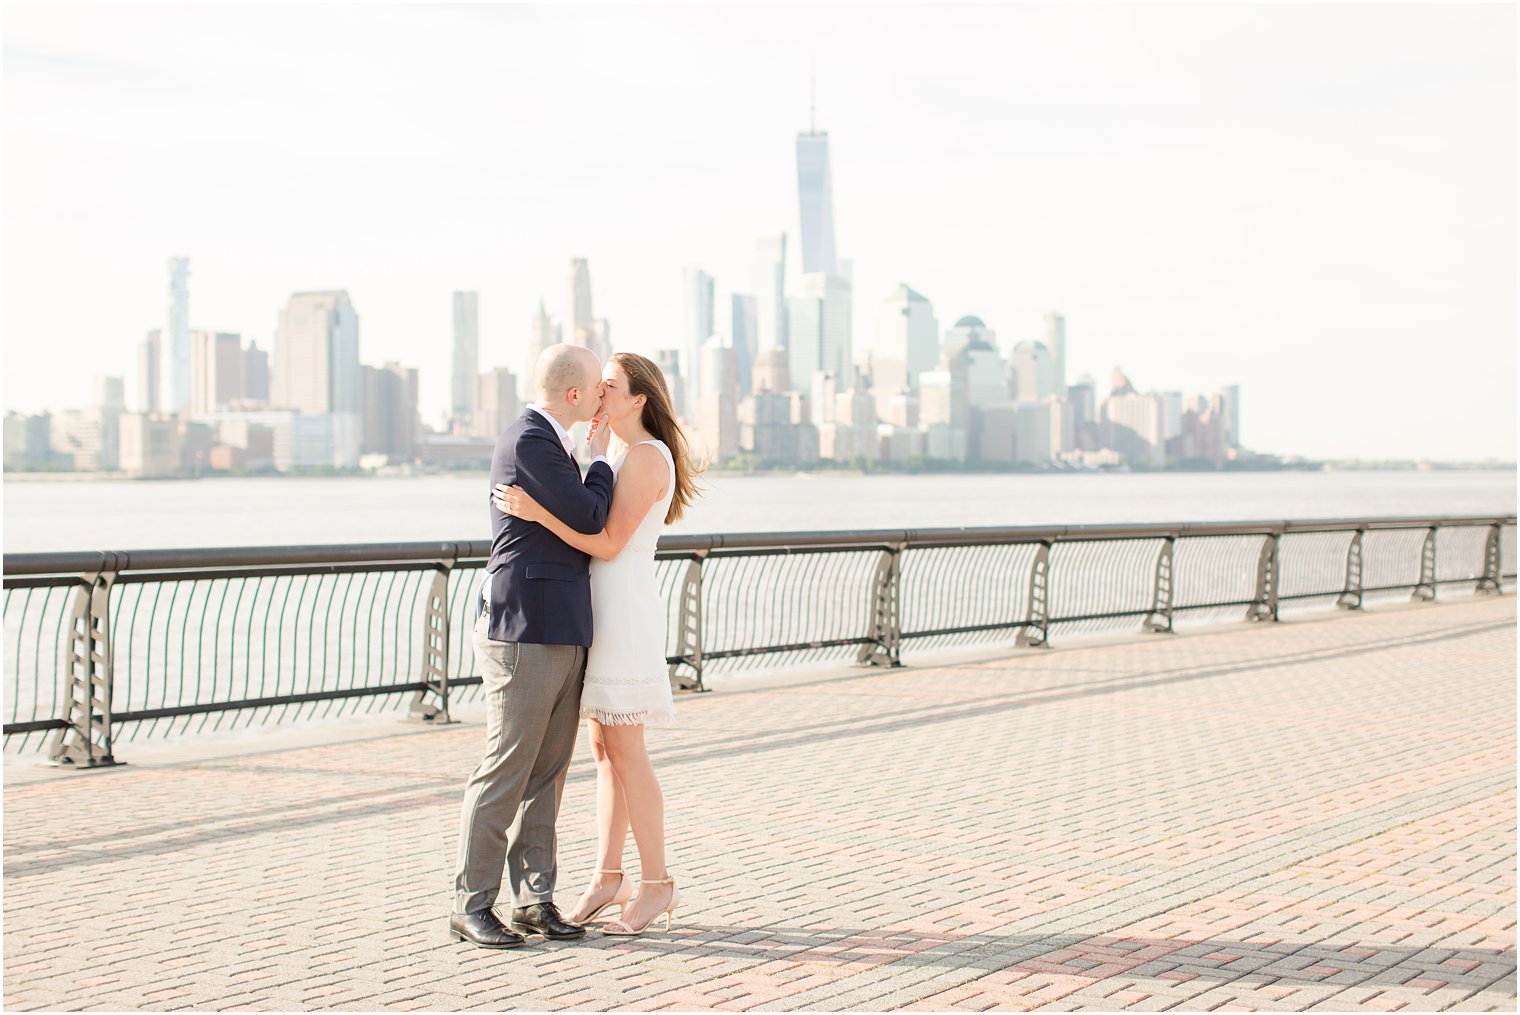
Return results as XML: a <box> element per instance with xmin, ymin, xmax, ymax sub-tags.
<box><xmin>450</xmin><ymin>344</ymin><xmax>702</xmax><ymax>949</ymax></box>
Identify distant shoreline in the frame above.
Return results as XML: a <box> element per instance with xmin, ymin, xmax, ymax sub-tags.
<box><xmin>4</xmin><ymin>462</ymin><xmax>1516</xmax><ymax>483</ymax></box>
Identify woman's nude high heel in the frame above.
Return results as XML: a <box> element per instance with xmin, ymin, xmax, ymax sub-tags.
<box><xmin>602</xmin><ymin>876</ymin><xmax>682</xmax><ymax>936</ymax></box>
<box><xmin>573</xmin><ymin>869</ymin><xmax>634</xmax><ymax>924</ymax></box>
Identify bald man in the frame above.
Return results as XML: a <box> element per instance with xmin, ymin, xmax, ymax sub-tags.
<box><xmin>451</xmin><ymin>344</ymin><xmax>615</xmax><ymax>948</ymax></box>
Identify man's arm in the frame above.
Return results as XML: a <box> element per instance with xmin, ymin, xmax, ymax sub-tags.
<box><xmin>510</xmin><ymin>428</ymin><xmax>614</xmax><ymax>535</ymax></box>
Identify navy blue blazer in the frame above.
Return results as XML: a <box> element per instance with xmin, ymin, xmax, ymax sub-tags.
<box><xmin>485</xmin><ymin>409</ymin><xmax>615</xmax><ymax>646</ymax></box>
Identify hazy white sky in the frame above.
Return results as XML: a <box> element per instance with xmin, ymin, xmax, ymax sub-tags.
<box><xmin>4</xmin><ymin>3</ymin><xmax>1515</xmax><ymax>460</ymax></box>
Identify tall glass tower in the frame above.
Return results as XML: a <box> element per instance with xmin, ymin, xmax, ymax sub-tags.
<box><xmin>795</xmin><ymin>73</ymin><xmax>837</xmax><ymax>276</ymax></box>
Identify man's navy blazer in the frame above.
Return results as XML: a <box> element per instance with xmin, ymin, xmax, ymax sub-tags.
<box><xmin>485</xmin><ymin>409</ymin><xmax>615</xmax><ymax>646</ymax></box>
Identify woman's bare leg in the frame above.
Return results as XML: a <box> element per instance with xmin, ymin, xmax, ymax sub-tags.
<box><xmin>568</xmin><ymin>720</ymin><xmax>632</xmax><ymax>922</ymax></box>
<box><xmin>600</xmin><ymin>723</ymin><xmax>674</xmax><ymax>929</ymax></box>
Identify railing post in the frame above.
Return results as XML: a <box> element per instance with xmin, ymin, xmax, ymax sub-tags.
<box><xmin>1475</xmin><ymin>523</ymin><xmax>1503</xmax><ymax>595</ymax></box>
<box><xmin>1246</xmin><ymin>532</ymin><xmax>1279</xmax><ymax>622</ymax></box>
<box><xmin>857</xmin><ymin>542</ymin><xmax>904</xmax><ymax>667</ymax></box>
<box><xmin>1411</xmin><ymin>526</ymin><xmax>1437</xmax><ymax>602</ymax></box>
<box><xmin>1336</xmin><ymin>529</ymin><xmax>1365</xmax><ymax>610</ymax></box>
<box><xmin>50</xmin><ymin>561</ymin><xmax>122</xmax><ymax>768</ymax></box>
<box><xmin>668</xmin><ymin>552</ymin><xmax>706</xmax><ymax>692</ymax></box>
<box><xmin>1143</xmin><ymin>536</ymin><xmax>1175</xmax><ymax>633</ymax></box>
<box><xmin>1016</xmin><ymin>540</ymin><xmax>1052</xmax><ymax>648</ymax></box>
<box><xmin>410</xmin><ymin>549</ymin><xmax>457</xmax><ymax>723</ymax></box>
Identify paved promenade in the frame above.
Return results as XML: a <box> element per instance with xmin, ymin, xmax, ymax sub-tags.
<box><xmin>4</xmin><ymin>596</ymin><xmax>1515</xmax><ymax>1012</ymax></box>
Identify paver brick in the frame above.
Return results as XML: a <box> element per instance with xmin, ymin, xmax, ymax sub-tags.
<box><xmin>4</xmin><ymin>596</ymin><xmax>1515</xmax><ymax>1010</ymax></box>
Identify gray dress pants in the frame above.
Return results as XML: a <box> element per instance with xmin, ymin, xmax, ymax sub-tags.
<box><xmin>453</xmin><ymin>613</ymin><xmax>586</xmax><ymax>916</ymax></box>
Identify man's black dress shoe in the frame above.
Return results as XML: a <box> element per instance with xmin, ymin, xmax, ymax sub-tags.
<box><xmin>510</xmin><ymin>901</ymin><xmax>585</xmax><ymax>940</ymax></box>
<box><xmin>449</xmin><ymin>909</ymin><xmax>527</xmax><ymax>948</ymax></box>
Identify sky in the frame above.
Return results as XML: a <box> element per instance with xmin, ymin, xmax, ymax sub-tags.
<box><xmin>3</xmin><ymin>3</ymin><xmax>1515</xmax><ymax>461</ymax></box>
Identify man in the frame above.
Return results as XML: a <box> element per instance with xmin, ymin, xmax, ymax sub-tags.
<box><xmin>450</xmin><ymin>344</ymin><xmax>615</xmax><ymax>949</ymax></box>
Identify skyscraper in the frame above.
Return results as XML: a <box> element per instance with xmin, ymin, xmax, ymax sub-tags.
<box><xmin>271</xmin><ymin>291</ymin><xmax>360</xmax><ymax>417</ymax></box>
<box><xmin>796</xmin><ymin>76</ymin><xmax>837</xmax><ymax>276</ymax></box>
<box><xmin>566</xmin><ymin>258</ymin><xmax>593</xmax><ymax>350</ymax></box>
<box><xmin>138</xmin><ymin>329</ymin><xmax>161</xmax><ymax>413</ymax></box>
<box><xmin>524</xmin><ymin>299</ymin><xmax>559</xmax><ymax>400</ymax></box>
<box><xmin>243</xmin><ymin>341</ymin><xmax>270</xmax><ymax>404</ymax></box>
<box><xmin>786</xmin><ymin>294</ymin><xmax>824</xmax><ymax>393</ymax></box>
<box><xmin>189</xmin><ymin>331</ymin><xmax>243</xmax><ymax>416</ymax></box>
<box><xmin>1043</xmin><ymin>312</ymin><xmax>1067</xmax><ymax>396</ymax></box>
<box><xmin>165</xmin><ymin>257</ymin><xmax>191</xmax><ymax>414</ymax></box>
<box><xmin>754</xmin><ymin>235</ymin><xmax>788</xmax><ymax>353</ymax></box>
<box><xmin>452</xmin><ymin>291</ymin><xmax>480</xmax><ymax>424</ymax></box>
<box><xmin>731</xmin><ymin>293</ymin><xmax>757</xmax><ymax>396</ymax></box>
<box><xmin>682</xmin><ymin>267</ymin><xmax>715</xmax><ymax>414</ymax></box>
<box><xmin>873</xmin><ymin>284</ymin><xmax>938</xmax><ymax>391</ymax></box>
<box><xmin>799</xmin><ymin>272</ymin><xmax>851</xmax><ymax>381</ymax></box>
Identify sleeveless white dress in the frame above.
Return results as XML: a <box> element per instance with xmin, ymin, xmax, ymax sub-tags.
<box><xmin>582</xmin><ymin>439</ymin><xmax>677</xmax><ymax>727</ymax></box>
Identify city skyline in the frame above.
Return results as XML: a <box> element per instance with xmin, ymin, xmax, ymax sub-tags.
<box><xmin>3</xmin><ymin>5</ymin><xmax>1514</xmax><ymax>461</ymax></box>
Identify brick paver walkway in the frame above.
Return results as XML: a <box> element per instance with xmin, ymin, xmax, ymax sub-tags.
<box><xmin>4</xmin><ymin>596</ymin><xmax>1515</xmax><ymax>1012</ymax></box>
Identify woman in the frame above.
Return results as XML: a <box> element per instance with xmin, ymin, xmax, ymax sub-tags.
<box><xmin>493</xmin><ymin>351</ymin><xmax>701</xmax><ymax>936</ymax></box>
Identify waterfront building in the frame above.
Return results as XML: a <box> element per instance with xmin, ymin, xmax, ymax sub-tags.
<box><xmin>49</xmin><ymin>409</ymin><xmax>117</xmax><ymax>471</ymax></box>
<box><xmin>476</xmin><ymin>367</ymin><xmax>520</xmax><ymax>440</ymax></box>
<box><xmin>243</xmin><ymin>342</ymin><xmax>270</xmax><ymax>404</ymax></box>
<box><xmin>138</xmin><ymin>329</ymin><xmax>161</xmax><ymax>413</ymax></box>
<box><xmin>271</xmin><ymin>290</ymin><xmax>361</xmax><ymax>464</ymax></box>
<box><xmin>4</xmin><ymin>412</ymin><xmax>55</xmax><ymax>470</ymax></box>
<box><xmin>1220</xmin><ymin>384</ymin><xmax>1241</xmax><ymax>447</ymax></box>
<box><xmin>523</xmin><ymin>299</ymin><xmax>559</xmax><ymax>401</ymax></box>
<box><xmin>731</xmin><ymin>293</ymin><xmax>757</xmax><ymax>396</ymax></box>
<box><xmin>361</xmin><ymin>362</ymin><xmax>419</xmax><ymax>462</ymax></box>
<box><xmin>1043</xmin><ymin>312</ymin><xmax>1067</xmax><ymax>396</ymax></box>
<box><xmin>451</xmin><ymin>292</ymin><xmax>480</xmax><ymax>427</ymax></box>
<box><xmin>1102</xmin><ymin>389</ymin><xmax>1167</xmax><ymax>468</ymax></box>
<box><xmin>1008</xmin><ymin>341</ymin><xmax>1057</xmax><ymax>401</ymax></box>
<box><xmin>752</xmin><ymin>347</ymin><xmax>790</xmax><ymax>395</ymax></box>
<box><xmin>117</xmin><ymin>413</ymin><xmax>181</xmax><ymax>477</ymax></box>
<box><xmin>190</xmin><ymin>331</ymin><xmax>243</xmax><ymax>416</ymax></box>
<box><xmin>873</xmin><ymin>284</ymin><xmax>938</xmax><ymax>392</ymax></box>
<box><xmin>164</xmin><ymin>257</ymin><xmax>191</xmax><ymax>414</ymax></box>
<box><xmin>682</xmin><ymin>267</ymin><xmax>715</xmax><ymax>413</ymax></box>
<box><xmin>962</xmin><ymin>339</ymin><xmax>1010</xmax><ymax>408</ymax></box>
<box><xmin>654</xmin><ymin>349</ymin><xmax>686</xmax><ymax>420</ymax></box>
<box><xmin>754</xmin><ymin>234</ymin><xmax>788</xmax><ymax>354</ymax></box>
<box><xmin>921</xmin><ymin>423</ymin><xmax>969</xmax><ymax>463</ymax></box>
<box><xmin>566</xmin><ymin>259</ymin><xmax>593</xmax><ymax>352</ymax></box>
<box><xmin>943</xmin><ymin>315</ymin><xmax>997</xmax><ymax>360</ymax></box>
<box><xmin>796</xmin><ymin>100</ymin><xmax>837</xmax><ymax>276</ymax></box>
<box><xmin>696</xmin><ymin>338</ymin><xmax>740</xmax><ymax>462</ymax></box>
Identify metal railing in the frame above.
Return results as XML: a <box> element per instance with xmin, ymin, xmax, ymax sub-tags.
<box><xmin>4</xmin><ymin>514</ymin><xmax>1513</xmax><ymax>766</ymax></box>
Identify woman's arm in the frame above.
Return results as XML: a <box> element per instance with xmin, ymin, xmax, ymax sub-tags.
<box><xmin>496</xmin><ymin>443</ymin><xmax>668</xmax><ymax>561</ymax></box>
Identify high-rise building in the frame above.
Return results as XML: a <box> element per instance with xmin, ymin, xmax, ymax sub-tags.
<box><xmin>360</xmin><ymin>362</ymin><xmax>419</xmax><ymax>461</ymax></box>
<box><xmin>272</xmin><ymin>291</ymin><xmax>360</xmax><ymax>415</ymax></box>
<box><xmin>1009</xmin><ymin>342</ymin><xmax>1057</xmax><ymax>401</ymax></box>
<box><xmin>786</xmin><ymin>294</ymin><xmax>823</xmax><ymax>391</ymax></box>
<box><xmin>943</xmin><ymin>316</ymin><xmax>997</xmax><ymax>360</ymax></box>
<box><xmin>751</xmin><ymin>348</ymin><xmax>790</xmax><ymax>395</ymax></box>
<box><xmin>754</xmin><ymin>235</ymin><xmax>787</xmax><ymax>353</ymax></box>
<box><xmin>801</xmin><ymin>273</ymin><xmax>851</xmax><ymax>380</ymax></box>
<box><xmin>271</xmin><ymin>290</ymin><xmax>361</xmax><ymax>465</ymax></box>
<box><xmin>524</xmin><ymin>299</ymin><xmax>559</xmax><ymax>400</ymax></box>
<box><xmin>243</xmin><ymin>341</ymin><xmax>270</xmax><ymax>403</ymax></box>
<box><xmin>1102</xmin><ymin>390</ymin><xmax>1166</xmax><ymax>467</ymax></box>
<box><xmin>696</xmin><ymin>337</ymin><xmax>739</xmax><ymax>461</ymax></box>
<box><xmin>164</xmin><ymin>257</ymin><xmax>191</xmax><ymax>414</ymax></box>
<box><xmin>476</xmin><ymin>367</ymin><xmax>520</xmax><ymax>439</ymax></box>
<box><xmin>796</xmin><ymin>84</ymin><xmax>838</xmax><ymax>275</ymax></box>
<box><xmin>731</xmin><ymin>293</ymin><xmax>757</xmax><ymax>396</ymax></box>
<box><xmin>190</xmin><ymin>331</ymin><xmax>243</xmax><ymax>416</ymax></box>
<box><xmin>138</xmin><ymin>329</ymin><xmax>161</xmax><ymax>413</ymax></box>
<box><xmin>452</xmin><ymin>291</ymin><xmax>479</xmax><ymax>424</ymax></box>
<box><xmin>1220</xmin><ymin>384</ymin><xmax>1241</xmax><ymax>447</ymax></box>
<box><xmin>566</xmin><ymin>258</ymin><xmax>593</xmax><ymax>347</ymax></box>
<box><xmin>874</xmin><ymin>284</ymin><xmax>938</xmax><ymax>391</ymax></box>
<box><xmin>654</xmin><ymin>349</ymin><xmax>686</xmax><ymax>419</ymax></box>
<box><xmin>1043</xmin><ymin>313</ymin><xmax>1067</xmax><ymax>396</ymax></box>
<box><xmin>682</xmin><ymin>267</ymin><xmax>714</xmax><ymax>413</ymax></box>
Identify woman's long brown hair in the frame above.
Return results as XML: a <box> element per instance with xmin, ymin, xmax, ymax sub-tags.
<box><xmin>611</xmin><ymin>351</ymin><xmax>704</xmax><ymax>524</ymax></box>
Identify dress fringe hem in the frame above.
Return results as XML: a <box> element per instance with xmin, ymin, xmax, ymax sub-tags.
<box><xmin>581</xmin><ymin>706</ymin><xmax>677</xmax><ymax>727</ymax></box>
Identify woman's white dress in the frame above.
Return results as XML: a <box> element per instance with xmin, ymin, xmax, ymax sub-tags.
<box><xmin>582</xmin><ymin>439</ymin><xmax>677</xmax><ymax>727</ymax></box>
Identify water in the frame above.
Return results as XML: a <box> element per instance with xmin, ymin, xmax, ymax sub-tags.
<box><xmin>3</xmin><ymin>470</ymin><xmax>1514</xmax><ymax>553</ymax></box>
